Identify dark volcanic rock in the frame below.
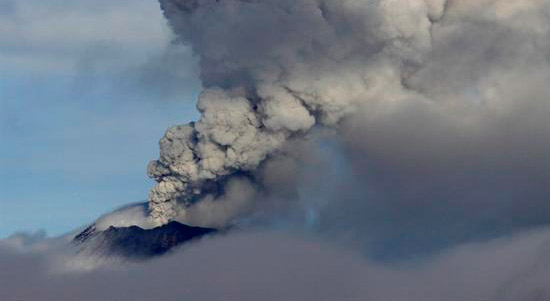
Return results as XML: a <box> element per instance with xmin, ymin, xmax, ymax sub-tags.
<box><xmin>73</xmin><ymin>222</ymin><xmax>216</xmax><ymax>259</ymax></box>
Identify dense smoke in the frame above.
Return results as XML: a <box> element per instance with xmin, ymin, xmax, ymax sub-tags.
<box><xmin>147</xmin><ymin>0</ymin><xmax>550</xmax><ymax>236</ymax></box>
<box><xmin>147</xmin><ymin>0</ymin><xmax>448</xmax><ymax>226</ymax></box>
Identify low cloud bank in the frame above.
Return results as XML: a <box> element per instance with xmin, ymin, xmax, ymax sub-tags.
<box><xmin>1</xmin><ymin>227</ymin><xmax>550</xmax><ymax>301</ymax></box>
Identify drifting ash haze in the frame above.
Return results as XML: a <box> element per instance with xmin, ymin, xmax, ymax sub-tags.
<box><xmin>2</xmin><ymin>0</ymin><xmax>550</xmax><ymax>299</ymax></box>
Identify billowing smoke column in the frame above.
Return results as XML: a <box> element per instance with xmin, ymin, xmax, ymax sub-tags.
<box><xmin>148</xmin><ymin>0</ymin><xmax>550</xmax><ymax>228</ymax></box>
<box><xmin>147</xmin><ymin>0</ymin><xmax>448</xmax><ymax>226</ymax></box>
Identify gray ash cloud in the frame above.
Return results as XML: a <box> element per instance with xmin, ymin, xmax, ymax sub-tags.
<box><xmin>146</xmin><ymin>0</ymin><xmax>550</xmax><ymax>257</ymax></box>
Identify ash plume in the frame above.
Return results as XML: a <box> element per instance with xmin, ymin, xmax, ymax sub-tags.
<box><xmin>148</xmin><ymin>0</ymin><xmax>448</xmax><ymax>226</ymax></box>
<box><xmin>147</xmin><ymin>0</ymin><xmax>550</xmax><ymax>235</ymax></box>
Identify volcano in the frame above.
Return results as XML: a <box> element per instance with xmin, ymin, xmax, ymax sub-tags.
<box><xmin>73</xmin><ymin>221</ymin><xmax>217</xmax><ymax>259</ymax></box>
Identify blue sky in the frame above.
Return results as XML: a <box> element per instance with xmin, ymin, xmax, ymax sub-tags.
<box><xmin>0</xmin><ymin>0</ymin><xmax>200</xmax><ymax>237</ymax></box>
